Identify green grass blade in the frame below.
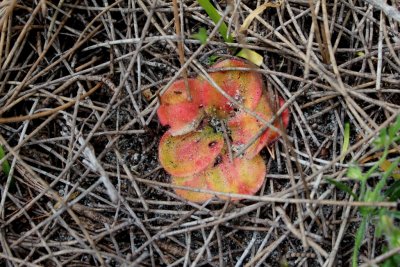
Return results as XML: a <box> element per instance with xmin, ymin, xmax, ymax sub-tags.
<box><xmin>373</xmin><ymin>157</ymin><xmax>400</xmax><ymax>195</ymax></box>
<box><xmin>352</xmin><ymin>217</ymin><xmax>368</xmax><ymax>267</ymax></box>
<box><xmin>197</xmin><ymin>0</ymin><xmax>234</xmax><ymax>43</ymax></box>
<box><xmin>385</xmin><ymin>180</ymin><xmax>400</xmax><ymax>201</ymax></box>
<box><xmin>341</xmin><ymin>122</ymin><xmax>350</xmax><ymax>164</ymax></box>
<box><xmin>326</xmin><ymin>178</ymin><xmax>358</xmax><ymax>200</ymax></box>
<box><xmin>388</xmin><ymin>115</ymin><xmax>400</xmax><ymax>140</ymax></box>
<box><xmin>0</xmin><ymin>145</ymin><xmax>11</xmax><ymax>175</ymax></box>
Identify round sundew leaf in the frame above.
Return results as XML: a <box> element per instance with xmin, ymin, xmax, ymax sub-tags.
<box><xmin>157</xmin><ymin>78</ymin><xmax>204</xmax><ymax>136</ymax></box>
<box><xmin>160</xmin><ymin>78</ymin><xmax>202</xmax><ymax>105</ymax></box>
<box><xmin>159</xmin><ymin>126</ymin><xmax>224</xmax><ymax>177</ymax></box>
<box><xmin>157</xmin><ymin>105</ymin><xmax>169</xmax><ymax>126</ymax></box>
<box><xmin>172</xmin><ymin>174</ymin><xmax>213</xmax><ymax>203</ymax></box>
<box><xmin>263</xmin><ymin>96</ymin><xmax>290</xmax><ymax>145</ymax></box>
<box><xmin>158</xmin><ymin>102</ymin><xmax>204</xmax><ymax>136</ymax></box>
<box><xmin>254</xmin><ymin>92</ymin><xmax>274</xmax><ymax>116</ymax></box>
<box><xmin>206</xmin><ymin>155</ymin><xmax>266</xmax><ymax>200</ymax></box>
<box><xmin>228</xmin><ymin>94</ymin><xmax>272</xmax><ymax>159</ymax></box>
<box><xmin>233</xmin><ymin>155</ymin><xmax>266</xmax><ymax>195</ymax></box>
<box><xmin>198</xmin><ymin>58</ymin><xmax>263</xmax><ymax>118</ymax></box>
<box><xmin>228</xmin><ymin>94</ymin><xmax>290</xmax><ymax>158</ymax></box>
<box><xmin>228</xmin><ymin>112</ymin><xmax>263</xmax><ymax>159</ymax></box>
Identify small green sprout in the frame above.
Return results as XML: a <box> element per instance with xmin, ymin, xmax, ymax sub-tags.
<box><xmin>327</xmin><ymin>115</ymin><xmax>400</xmax><ymax>266</ymax></box>
<box><xmin>196</xmin><ymin>0</ymin><xmax>234</xmax><ymax>43</ymax></box>
<box><xmin>195</xmin><ymin>0</ymin><xmax>266</xmax><ymax>66</ymax></box>
<box><xmin>192</xmin><ymin>27</ymin><xmax>208</xmax><ymax>45</ymax></box>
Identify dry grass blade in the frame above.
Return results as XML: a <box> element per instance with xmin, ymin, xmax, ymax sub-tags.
<box><xmin>0</xmin><ymin>0</ymin><xmax>17</xmax><ymax>34</ymax></box>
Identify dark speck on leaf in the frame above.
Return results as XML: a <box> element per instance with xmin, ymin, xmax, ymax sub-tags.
<box><xmin>213</xmin><ymin>155</ymin><xmax>222</xmax><ymax>166</ymax></box>
<box><xmin>208</xmin><ymin>141</ymin><xmax>217</xmax><ymax>148</ymax></box>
